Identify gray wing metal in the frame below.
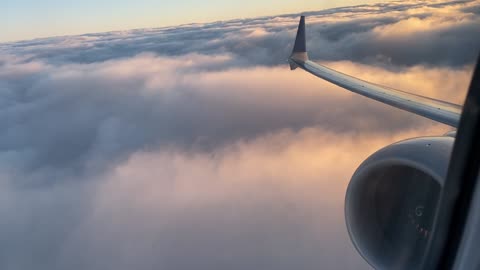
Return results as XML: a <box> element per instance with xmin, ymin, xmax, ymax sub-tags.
<box><xmin>289</xmin><ymin>16</ymin><xmax>462</xmax><ymax>128</ymax></box>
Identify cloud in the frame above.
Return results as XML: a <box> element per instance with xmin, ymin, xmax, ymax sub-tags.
<box><xmin>1</xmin><ymin>53</ymin><xmax>471</xmax><ymax>185</ymax></box>
<box><xmin>0</xmin><ymin>0</ymin><xmax>478</xmax><ymax>269</ymax></box>
<box><xmin>0</xmin><ymin>53</ymin><xmax>470</xmax><ymax>270</ymax></box>
<box><xmin>2</xmin><ymin>0</ymin><xmax>479</xmax><ymax>67</ymax></box>
<box><xmin>0</xmin><ymin>128</ymin><xmax>443</xmax><ymax>270</ymax></box>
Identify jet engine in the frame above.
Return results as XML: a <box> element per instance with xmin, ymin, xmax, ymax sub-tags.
<box><xmin>345</xmin><ymin>136</ymin><xmax>454</xmax><ymax>270</ymax></box>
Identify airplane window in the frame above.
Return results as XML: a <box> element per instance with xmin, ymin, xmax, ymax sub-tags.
<box><xmin>3</xmin><ymin>1</ymin><xmax>479</xmax><ymax>270</ymax></box>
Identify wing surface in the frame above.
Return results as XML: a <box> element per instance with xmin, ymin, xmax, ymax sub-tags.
<box><xmin>289</xmin><ymin>16</ymin><xmax>462</xmax><ymax>128</ymax></box>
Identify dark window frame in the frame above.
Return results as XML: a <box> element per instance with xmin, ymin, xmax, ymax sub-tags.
<box><xmin>422</xmin><ymin>55</ymin><xmax>480</xmax><ymax>270</ymax></box>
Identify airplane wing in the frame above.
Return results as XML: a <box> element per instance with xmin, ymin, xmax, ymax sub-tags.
<box><xmin>288</xmin><ymin>16</ymin><xmax>462</xmax><ymax>128</ymax></box>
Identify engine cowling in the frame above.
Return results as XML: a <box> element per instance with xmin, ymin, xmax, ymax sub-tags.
<box><xmin>345</xmin><ymin>136</ymin><xmax>454</xmax><ymax>270</ymax></box>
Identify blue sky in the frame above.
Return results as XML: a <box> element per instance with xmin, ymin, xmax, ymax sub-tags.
<box><xmin>4</xmin><ymin>0</ymin><xmax>385</xmax><ymax>42</ymax></box>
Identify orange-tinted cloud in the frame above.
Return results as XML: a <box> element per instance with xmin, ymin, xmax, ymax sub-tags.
<box><xmin>0</xmin><ymin>0</ymin><xmax>478</xmax><ymax>269</ymax></box>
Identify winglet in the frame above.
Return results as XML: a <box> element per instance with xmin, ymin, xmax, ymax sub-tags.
<box><xmin>293</xmin><ymin>16</ymin><xmax>307</xmax><ymax>53</ymax></box>
<box><xmin>289</xmin><ymin>16</ymin><xmax>309</xmax><ymax>70</ymax></box>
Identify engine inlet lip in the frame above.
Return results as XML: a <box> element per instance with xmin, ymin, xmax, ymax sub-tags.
<box><xmin>345</xmin><ymin>157</ymin><xmax>446</xmax><ymax>270</ymax></box>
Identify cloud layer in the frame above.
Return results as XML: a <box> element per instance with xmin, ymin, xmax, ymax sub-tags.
<box><xmin>0</xmin><ymin>0</ymin><xmax>478</xmax><ymax>269</ymax></box>
<box><xmin>2</xmin><ymin>0</ymin><xmax>480</xmax><ymax>68</ymax></box>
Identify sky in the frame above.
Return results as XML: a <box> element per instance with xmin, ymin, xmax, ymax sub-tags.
<box><xmin>1</xmin><ymin>0</ymin><xmax>480</xmax><ymax>270</ymax></box>
<box><xmin>4</xmin><ymin>0</ymin><xmax>385</xmax><ymax>42</ymax></box>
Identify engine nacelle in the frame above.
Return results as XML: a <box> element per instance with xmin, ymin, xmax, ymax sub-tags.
<box><xmin>345</xmin><ymin>136</ymin><xmax>454</xmax><ymax>270</ymax></box>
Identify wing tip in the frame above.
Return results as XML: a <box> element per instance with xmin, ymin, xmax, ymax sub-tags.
<box><xmin>290</xmin><ymin>15</ymin><xmax>309</xmax><ymax>65</ymax></box>
<box><xmin>293</xmin><ymin>16</ymin><xmax>306</xmax><ymax>53</ymax></box>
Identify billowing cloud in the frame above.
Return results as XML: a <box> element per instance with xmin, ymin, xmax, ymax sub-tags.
<box><xmin>2</xmin><ymin>0</ymin><xmax>479</xmax><ymax>67</ymax></box>
<box><xmin>1</xmin><ymin>53</ymin><xmax>471</xmax><ymax>185</ymax></box>
<box><xmin>0</xmin><ymin>128</ymin><xmax>444</xmax><ymax>270</ymax></box>
<box><xmin>0</xmin><ymin>0</ymin><xmax>478</xmax><ymax>269</ymax></box>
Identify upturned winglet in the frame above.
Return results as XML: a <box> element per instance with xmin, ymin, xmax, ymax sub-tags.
<box><xmin>289</xmin><ymin>16</ymin><xmax>309</xmax><ymax>70</ymax></box>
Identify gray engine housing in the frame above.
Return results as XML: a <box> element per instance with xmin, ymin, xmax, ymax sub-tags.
<box><xmin>345</xmin><ymin>136</ymin><xmax>454</xmax><ymax>270</ymax></box>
